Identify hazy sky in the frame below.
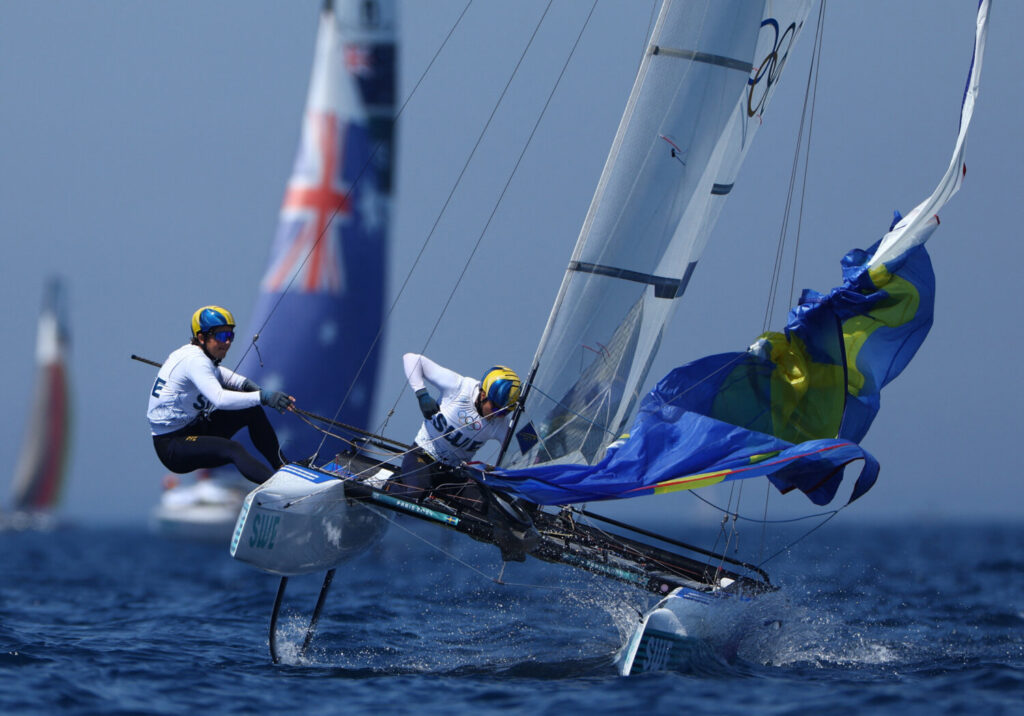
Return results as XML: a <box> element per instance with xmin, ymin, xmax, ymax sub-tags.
<box><xmin>1</xmin><ymin>1</ymin><xmax>1019</xmax><ymax>525</ymax></box>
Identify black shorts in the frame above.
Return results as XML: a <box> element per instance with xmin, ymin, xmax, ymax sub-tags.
<box><xmin>152</xmin><ymin>406</ymin><xmax>281</xmax><ymax>484</ymax></box>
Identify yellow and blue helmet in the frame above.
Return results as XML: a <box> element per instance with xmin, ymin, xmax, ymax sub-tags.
<box><xmin>191</xmin><ymin>305</ymin><xmax>235</xmax><ymax>338</ymax></box>
<box><xmin>481</xmin><ymin>366</ymin><xmax>521</xmax><ymax>411</ymax></box>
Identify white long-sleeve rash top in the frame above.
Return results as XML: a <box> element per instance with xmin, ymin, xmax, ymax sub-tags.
<box><xmin>147</xmin><ymin>344</ymin><xmax>261</xmax><ymax>436</ymax></box>
<box><xmin>404</xmin><ymin>353</ymin><xmax>508</xmax><ymax>466</ymax></box>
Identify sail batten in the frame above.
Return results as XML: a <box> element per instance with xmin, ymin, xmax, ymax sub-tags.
<box><xmin>567</xmin><ymin>260</ymin><xmax>697</xmax><ymax>299</ymax></box>
<box><xmin>652</xmin><ymin>45</ymin><xmax>754</xmax><ymax>73</ymax></box>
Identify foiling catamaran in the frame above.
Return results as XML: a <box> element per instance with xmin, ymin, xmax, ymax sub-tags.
<box><xmin>208</xmin><ymin>0</ymin><xmax>987</xmax><ymax>673</ymax></box>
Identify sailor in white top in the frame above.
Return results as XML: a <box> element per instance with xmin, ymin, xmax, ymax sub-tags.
<box><xmin>389</xmin><ymin>353</ymin><xmax>521</xmax><ymax>498</ymax></box>
<box><xmin>148</xmin><ymin>305</ymin><xmax>296</xmax><ymax>485</ymax></box>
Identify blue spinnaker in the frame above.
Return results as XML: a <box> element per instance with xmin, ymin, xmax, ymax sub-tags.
<box><xmin>486</xmin><ymin>238</ymin><xmax>934</xmax><ymax>506</ymax></box>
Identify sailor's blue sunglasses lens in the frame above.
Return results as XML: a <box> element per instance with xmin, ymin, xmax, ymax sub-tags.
<box><xmin>212</xmin><ymin>330</ymin><xmax>234</xmax><ymax>342</ymax></box>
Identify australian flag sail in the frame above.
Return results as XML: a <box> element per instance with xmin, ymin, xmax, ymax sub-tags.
<box><xmin>238</xmin><ymin>0</ymin><xmax>396</xmax><ymax>459</ymax></box>
<box><xmin>487</xmin><ymin>0</ymin><xmax>988</xmax><ymax>508</ymax></box>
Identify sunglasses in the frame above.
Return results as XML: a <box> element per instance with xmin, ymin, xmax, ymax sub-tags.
<box><xmin>210</xmin><ymin>330</ymin><xmax>235</xmax><ymax>343</ymax></box>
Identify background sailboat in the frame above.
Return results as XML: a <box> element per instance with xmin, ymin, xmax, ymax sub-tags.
<box><xmin>3</xmin><ymin>277</ymin><xmax>72</xmax><ymax>532</ymax></box>
<box><xmin>151</xmin><ymin>0</ymin><xmax>397</xmax><ymax>541</ymax></box>
<box><xmin>237</xmin><ymin>0</ymin><xmax>397</xmax><ymax>460</ymax></box>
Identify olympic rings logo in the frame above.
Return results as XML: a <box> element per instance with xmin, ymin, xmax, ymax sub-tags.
<box><xmin>747</xmin><ymin>18</ymin><xmax>798</xmax><ymax>118</ymax></box>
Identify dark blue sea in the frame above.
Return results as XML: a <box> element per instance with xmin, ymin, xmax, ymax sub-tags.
<box><xmin>2</xmin><ymin>519</ymin><xmax>1021</xmax><ymax>715</ymax></box>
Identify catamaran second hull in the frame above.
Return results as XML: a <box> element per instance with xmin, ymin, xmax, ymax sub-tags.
<box><xmin>230</xmin><ymin>462</ymin><xmax>391</xmax><ymax>576</ymax></box>
<box><xmin>617</xmin><ymin>581</ymin><xmax>778</xmax><ymax>676</ymax></box>
<box><xmin>616</xmin><ymin>587</ymin><xmax>722</xmax><ymax>675</ymax></box>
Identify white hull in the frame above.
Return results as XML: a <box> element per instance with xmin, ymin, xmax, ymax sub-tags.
<box><xmin>150</xmin><ymin>503</ymin><xmax>242</xmax><ymax>543</ymax></box>
<box><xmin>616</xmin><ymin>586</ymin><xmax>719</xmax><ymax>675</ymax></box>
<box><xmin>0</xmin><ymin>510</ymin><xmax>58</xmax><ymax>532</ymax></box>
<box><xmin>149</xmin><ymin>476</ymin><xmax>246</xmax><ymax>543</ymax></box>
<box><xmin>230</xmin><ymin>463</ymin><xmax>390</xmax><ymax>576</ymax></box>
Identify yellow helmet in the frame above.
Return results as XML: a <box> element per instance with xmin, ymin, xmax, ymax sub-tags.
<box><xmin>191</xmin><ymin>305</ymin><xmax>236</xmax><ymax>338</ymax></box>
<box><xmin>481</xmin><ymin>366</ymin><xmax>521</xmax><ymax>411</ymax></box>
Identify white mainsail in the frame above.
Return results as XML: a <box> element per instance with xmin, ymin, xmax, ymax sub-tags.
<box><xmin>502</xmin><ymin>0</ymin><xmax>813</xmax><ymax>469</ymax></box>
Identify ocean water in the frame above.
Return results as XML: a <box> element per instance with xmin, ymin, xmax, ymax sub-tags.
<box><xmin>1</xmin><ymin>519</ymin><xmax>1021</xmax><ymax>715</ymax></box>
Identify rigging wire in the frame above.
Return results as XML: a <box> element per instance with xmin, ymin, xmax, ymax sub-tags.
<box><xmin>755</xmin><ymin>508</ymin><xmax>842</xmax><ymax>570</ymax></box>
<box><xmin>761</xmin><ymin>0</ymin><xmax>827</xmax><ymax>335</ymax></box>
<box><xmin>759</xmin><ymin>0</ymin><xmax>829</xmax><ymax>563</ymax></box>
<box><xmin>688</xmin><ymin>488</ymin><xmax>839</xmax><ymax>526</ymax></box>
<box><xmin>785</xmin><ymin>1</ymin><xmax>827</xmax><ymax>312</ymax></box>
<box><xmin>636</xmin><ymin>0</ymin><xmax>659</xmax><ymax>72</ymax></box>
<box><xmin>363</xmin><ymin>503</ymin><xmax>583</xmax><ymax>594</ymax></box>
<box><xmin>377</xmin><ymin>0</ymin><xmax>600</xmax><ymax>435</ymax></box>
<box><xmin>570</xmin><ymin>511</ymin><xmax>752</xmax><ymax>587</ymax></box>
<box><xmin>744</xmin><ymin>0</ymin><xmax>831</xmax><ymax>563</ymax></box>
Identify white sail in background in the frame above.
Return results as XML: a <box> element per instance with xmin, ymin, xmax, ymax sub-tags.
<box><xmin>502</xmin><ymin>0</ymin><xmax>813</xmax><ymax>469</ymax></box>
